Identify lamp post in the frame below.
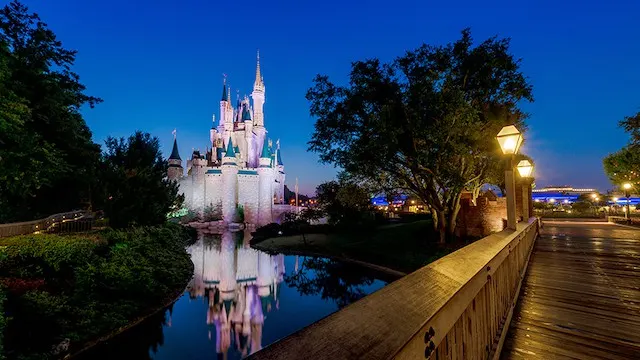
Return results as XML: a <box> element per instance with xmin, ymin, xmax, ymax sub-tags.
<box><xmin>623</xmin><ymin>182</ymin><xmax>632</xmax><ymax>220</ymax></box>
<box><xmin>497</xmin><ymin>125</ymin><xmax>524</xmax><ymax>230</ymax></box>
<box><xmin>516</xmin><ymin>159</ymin><xmax>534</xmax><ymax>220</ymax></box>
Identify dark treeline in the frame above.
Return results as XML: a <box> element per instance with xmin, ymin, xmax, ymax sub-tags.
<box><xmin>0</xmin><ymin>1</ymin><xmax>180</xmax><ymax>226</ymax></box>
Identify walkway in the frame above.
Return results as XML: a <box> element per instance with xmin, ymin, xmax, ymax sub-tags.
<box><xmin>502</xmin><ymin>220</ymin><xmax>640</xmax><ymax>359</ymax></box>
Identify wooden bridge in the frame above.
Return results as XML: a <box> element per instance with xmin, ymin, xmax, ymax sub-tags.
<box><xmin>250</xmin><ymin>218</ymin><xmax>640</xmax><ymax>359</ymax></box>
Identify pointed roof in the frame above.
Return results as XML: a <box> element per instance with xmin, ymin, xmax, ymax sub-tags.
<box><xmin>276</xmin><ymin>148</ymin><xmax>283</xmax><ymax>166</ymax></box>
<box><xmin>242</xmin><ymin>105</ymin><xmax>252</xmax><ymax>121</ymax></box>
<box><xmin>254</xmin><ymin>50</ymin><xmax>263</xmax><ymax>89</ymax></box>
<box><xmin>169</xmin><ymin>138</ymin><xmax>181</xmax><ymax>160</ymax></box>
<box><xmin>261</xmin><ymin>139</ymin><xmax>271</xmax><ymax>158</ymax></box>
<box><xmin>221</xmin><ymin>77</ymin><xmax>228</xmax><ymax>102</ymax></box>
<box><xmin>225</xmin><ymin>137</ymin><xmax>236</xmax><ymax>157</ymax></box>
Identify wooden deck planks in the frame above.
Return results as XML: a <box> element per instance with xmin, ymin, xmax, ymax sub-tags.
<box><xmin>501</xmin><ymin>222</ymin><xmax>640</xmax><ymax>359</ymax></box>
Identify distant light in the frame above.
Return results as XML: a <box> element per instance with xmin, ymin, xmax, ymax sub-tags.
<box><xmin>564</xmin><ymin>199</ymin><xmax>569</xmax><ymax>204</ymax></box>
<box><xmin>613</xmin><ymin>197</ymin><xmax>618</xmax><ymax>202</ymax></box>
<box><xmin>624</xmin><ymin>183</ymin><xmax>632</xmax><ymax>190</ymax></box>
<box><xmin>549</xmin><ymin>198</ymin><xmax>556</xmax><ymax>203</ymax></box>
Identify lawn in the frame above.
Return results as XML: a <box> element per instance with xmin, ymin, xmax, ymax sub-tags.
<box><xmin>254</xmin><ymin>220</ymin><xmax>459</xmax><ymax>274</ymax></box>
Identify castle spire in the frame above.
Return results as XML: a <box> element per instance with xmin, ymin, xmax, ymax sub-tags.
<box><xmin>225</xmin><ymin>137</ymin><xmax>236</xmax><ymax>157</ymax></box>
<box><xmin>254</xmin><ymin>50</ymin><xmax>264</xmax><ymax>90</ymax></box>
<box><xmin>221</xmin><ymin>75</ymin><xmax>228</xmax><ymax>101</ymax></box>
<box><xmin>169</xmin><ymin>129</ymin><xmax>181</xmax><ymax>160</ymax></box>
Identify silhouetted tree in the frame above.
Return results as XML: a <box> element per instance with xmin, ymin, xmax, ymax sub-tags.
<box><xmin>306</xmin><ymin>29</ymin><xmax>533</xmax><ymax>242</ymax></box>
<box><xmin>100</xmin><ymin>131</ymin><xmax>183</xmax><ymax>228</ymax></box>
<box><xmin>0</xmin><ymin>1</ymin><xmax>102</xmax><ymax>222</ymax></box>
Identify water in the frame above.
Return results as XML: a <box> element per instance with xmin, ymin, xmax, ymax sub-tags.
<box><xmin>79</xmin><ymin>229</ymin><xmax>388</xmax><ymax>359</ymax></box>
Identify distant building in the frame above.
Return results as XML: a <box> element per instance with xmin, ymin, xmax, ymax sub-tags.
<box><xmin>531</xmin><ymin>186</ymin><xmax>597</xmax><ymax>203</ymax></box>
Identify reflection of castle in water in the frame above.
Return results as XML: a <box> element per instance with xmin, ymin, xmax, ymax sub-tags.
<box><xmin>186</xmin><ymin>229</ymin><xmax>285</xmax><ymax>358</ymax></box>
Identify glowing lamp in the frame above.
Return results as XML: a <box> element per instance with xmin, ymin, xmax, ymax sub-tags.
<box><xmin>516</xmin><ymin>160</ymin><xmax>533</xmax><ymax>178</ymax></box>
<box><xmin>496</xmin><ymin>125</ymin><xmax>523</xmax><ymax>155</ymax></box>
<box><xmin>623</xmin><ymin>183</ymin><xmax>632</xmax><ymax>190</ymax></box>
<box><xmin>591</xmin><ymin>193</ymin><xmax>597</xmax><ymax>199</ymax></box>
<box><xmin>549</xmin><ymin>198</ymin><xmax>555</xmax><ymax>203</ymax></box>
<box><xmin>613</xmin><ymin>197</ymin><xmax>618</xmax><ymax>202</ymax></box>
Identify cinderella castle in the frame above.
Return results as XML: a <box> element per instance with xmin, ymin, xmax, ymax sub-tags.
<box><xmin>167</xmin><ymin>53</ymin><xmax>287</xmax><ymax>225</ymax></box>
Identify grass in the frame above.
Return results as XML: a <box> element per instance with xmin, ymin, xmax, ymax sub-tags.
<box><xmin>255</xmin><ymin>220</ymin><xmax>462</xmax><ymax>274</ymax></box>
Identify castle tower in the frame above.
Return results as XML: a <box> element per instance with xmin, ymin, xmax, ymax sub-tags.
<box><xmin>251</xmin><ymin>50</ymin><xmax>265</xmax><ymax>128</ymax></box>
<box><xmin>221</xmin><ymin>138</ymin><xmax>239</xmax><ymax>222</ymax></box>
<box><xmin>242</xmin><ymin>101</ymin><xmax>255</xmax><ymax>167</ymax></box>
<box><xmin>273</xmin><ymin>141</ymin><xmax>286</xmax><ymax>204</ymax></box>
<box><xmin>257</xmin><ymin>139</ymin><xmax>274</xmax><ymax>225</ymax></box>
<box><xmin>219</xmin><ymin>77</ymin><xmax>228</xmax><ymax>129</ymax></box>
<box><xmin>168</xmin><ymin>132</ymin><xmax>183</xmax><ymax>180</ymax></box>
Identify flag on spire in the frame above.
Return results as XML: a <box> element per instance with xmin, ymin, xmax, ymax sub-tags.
<box><xmin>172</xmin><ymin>128</ymin><xmax>177</xmax><ymax>139</ymax></box>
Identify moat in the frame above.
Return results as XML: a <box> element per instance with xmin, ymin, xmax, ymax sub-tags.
<box><xmin>77</xmin><ymin>229</ymin><xmax>388</xmax><ymax>359</ymax></box>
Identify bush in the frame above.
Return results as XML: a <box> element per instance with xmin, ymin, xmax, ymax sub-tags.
<box><xmin>0</xmin><ymin>223</ymin><xmax>194</xmax><ymax>359</ymax></box>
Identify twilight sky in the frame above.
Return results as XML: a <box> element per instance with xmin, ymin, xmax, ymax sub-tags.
<box><xmin>30</xmin><ymin>0</ymin><xmax>640</xmax><ymax>195</ymax></box>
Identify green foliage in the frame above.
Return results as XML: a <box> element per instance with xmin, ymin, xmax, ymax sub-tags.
<box><xmin>0</xmin><ymin>223</ymin><xmax>193</xmax><ymax>359</ymax></box>
<box><xmin>0</xmin><ymin>1</ymin><xmax>102</xmax><ymax>222</ymax></box>
<box><xmin>603</xmin><ymin>111</ymin><xmax>640</xmax><ymax>190</ymax></box>
<box><xmin>306</xmin><ymin>28</ymin><xmax>533</xmax><ymax>242</ymax></box>
<box><xmin>603</xmin><ymin>145</ymin><xmax>640</xmax><ymax>189</ymax></box>
<box><xmin>99</xmin><ymin>131</ymin><xmax>184</xmax><ymax>228</ymax></box>
<box><xmin>315</xmin><ymin>179</ymin><xmax>372</xmax><ymax>226</ymax></box>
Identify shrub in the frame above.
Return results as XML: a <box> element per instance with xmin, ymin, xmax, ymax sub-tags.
<box><xmin>0</xmin><ymin>287</ymin><xmax>5</xmax><ymax>360</ymax></box>
<box><xmin>0</xmin><ymin>223</ymin><xmax>194</xmax><ymax>359</ymax></box>
<box><xmin>202</xmin><ymin>203</ymin><xmax>223</xmax><ymax>222</ymax></box>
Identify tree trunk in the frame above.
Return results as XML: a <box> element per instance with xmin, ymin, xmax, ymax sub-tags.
<box><xmin>447</xmin><ymin>201</ymin><xmax>461</xmax><ymax>237</ymax></box>
<box><xmin>432</xmin><ymin>209</ymin><xmax>446</xmax><ymax>245</ymax></box>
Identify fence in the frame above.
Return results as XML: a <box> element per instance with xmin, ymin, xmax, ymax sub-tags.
<box><xmin>0</xmin><ymin>211</ymin><xmax>107</xmax><ymax>238</ymax></box>
<box><xmin>250</xmin><ymin>217</ymin><xmax>540</xmax><ymax>360</ymax></box>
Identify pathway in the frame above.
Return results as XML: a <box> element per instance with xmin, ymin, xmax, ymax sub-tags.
<box><xmin>501</xmin><ymin>219</ymin><xmax>640</xmax><ymax>359</ymax></box>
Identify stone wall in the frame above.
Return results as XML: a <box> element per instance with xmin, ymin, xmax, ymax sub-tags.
<box><xmin>456</xmin><ymin>191</ymin><xmax>507</xmax><ymax>238</ymax></box>
<box><xmin>456</xmin><ymin>181</ymin><xmax>533</xmax><ymax>237</ymax></box>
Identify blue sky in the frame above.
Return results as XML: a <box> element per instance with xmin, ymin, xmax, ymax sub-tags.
<box><xmin>28</xmin><ymin>0</ymin><xmax>640</xmax><ymax>195</ymax></box>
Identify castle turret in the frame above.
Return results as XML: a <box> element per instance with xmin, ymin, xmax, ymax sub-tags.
<box><xmin>219</xmin><ymin>77</ymin><xmax>228</xmax><ymax>129</ymax></box>
<box><xmin>251</xmin><ymin>50</ymin><xmax>265</xmax><ymax>127</ymax></box>
<box><xmin>221</xmin><ymin>138</ymin><xmax>239</xmax><ymax>222</ymax></box>
<box><xmin>257</xmin><ymin>139</ymin><xmax>274</xmax><ymax>225</ymax></box>
<box><xmin>168</xmin><ymin>133</ymin><xmax>183</xmax><ymax>180</ymax></box>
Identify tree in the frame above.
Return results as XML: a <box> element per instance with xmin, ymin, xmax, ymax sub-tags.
<box><xmin>603</xmin><ymin>144</ymin><xmax>640</xmax><ymax>190</ymax></box>
<box><xmin>307</xmin><ymin>29</ymin><xmax>533</xmax><ymax>242</ymax></box>
<box><xmin>315</xmin><ymin>179</ymin><xmax>372</xmax><ymax>226</ymax></box>
<box><xmin>100</xmin><ymin>131</ymin><xmax>183</xmax><ymax>228</ymax></box>
<box><xmin>0</xmin><ymin>1</ymin><xmax>101</xmax><ymax>222</ymax></box>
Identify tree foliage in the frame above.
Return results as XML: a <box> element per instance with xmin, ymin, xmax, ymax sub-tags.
<box><xmin>603</xmin><ymin>111</ymin><xmax>640</xmax><ymax>190</ymax></box>
<box><xmin>315</xmin><ymin>179</ymin><xmax>372</xmax><ymax>226</ymax></box>
<box><xmin>307</xmin><ymin>29</ymin><xmax>533</xmax><ymax>241</ymax></box>
<box><xmin>0</xmin><ymin>1</ymin><xmax>102</xmax><ymax>222</ymax></box>
<box><xmin>100</xmin><ymin>131</ymin><xmax>183</xmax><ymax>228</ymax></box>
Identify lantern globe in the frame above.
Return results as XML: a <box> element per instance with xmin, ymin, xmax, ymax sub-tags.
<box><xmin>516</xmin><ymin>159</ymin><xmax>533</xmax><ymax>178</ymax></box>
<box><xmin>496</xmin><ymin>125</ymin><xmax>523</xmax><ymax>155</ymax></box>
<box><xmin>623</xmin><ymin>183</ymin><xmax>632</xmax><ymax>190</ymax></box>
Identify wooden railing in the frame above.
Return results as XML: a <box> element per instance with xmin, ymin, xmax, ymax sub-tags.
<box><xmin>0</xmin><ymin>210</ymin><xmax>98</xmax><ymax>238</ymax></box>
<box><xmin>250</xmin><ymin>217</ymin><xmax>540</xmax><ymax>360</ymax></box>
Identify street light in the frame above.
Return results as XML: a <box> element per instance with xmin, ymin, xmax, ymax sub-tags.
<box><xmin>623</xmin><ymin>182</ymin><xmax>632</xmax><ymax>219</ymax></box>
<box><xmin>497</xmin><ymin>125</ymin><xmax>524</xmax><ymax>230</ymax></box>
<box><xmin>516</xmin><ymin>160</ymin><xmax>534</xmax><ymax>219</ymax></box>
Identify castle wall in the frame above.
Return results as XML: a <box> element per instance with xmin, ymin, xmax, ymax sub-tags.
<box><xmin>205</xmin><ymin>170</ymin><xmax>223</xmax><ymax>209</ymax></box>
<box><xmin>238</xmin><ymin>171</ymin><xmax>260</xmax><ymax>224</ymax></box>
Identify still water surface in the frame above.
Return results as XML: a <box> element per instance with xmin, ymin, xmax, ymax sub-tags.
<box><xmin>80</xmin><ymin>229</ymin><xmax>387</xmax><ymax>359</ymax></box>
